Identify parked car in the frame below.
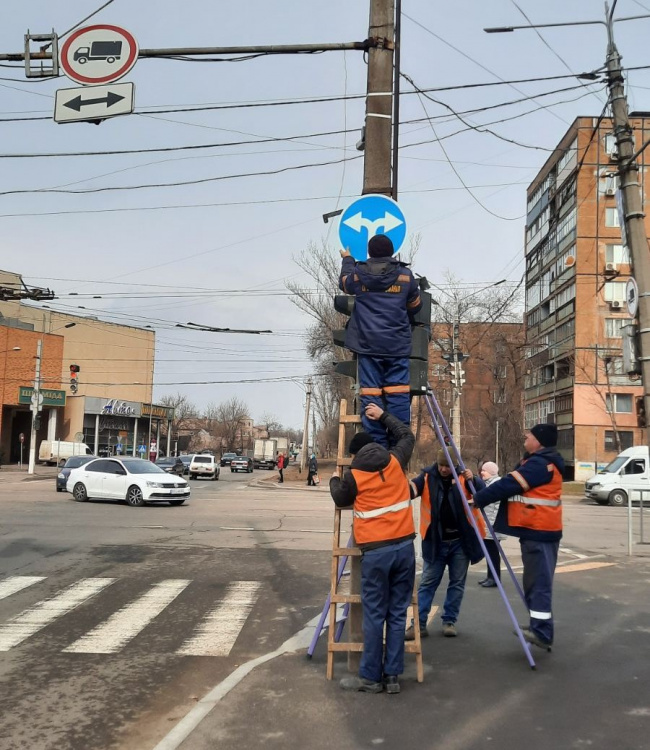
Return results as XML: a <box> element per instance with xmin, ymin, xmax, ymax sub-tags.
<box><xmin>585</xmin><ymin>445</ymin><xmax>650</xmax><ymax>506</ymax></box>
<box><xmin>66</xmin><ymin>457</ymin><xmax>190</xmax><ymax>507</ymax></box>
<box><xmin>231</xmin><ymin>456</ymin><xmax>253</xmax><ymax>473</ymax></box>
<box><xmin>189</xmin><ymin>454</ymin><xmax>220</xmax><ymax>480</ymax></box>
<box><xmin>56</xmin><ymin>455</ymin><xmax>96</xmax><ymax>492</ymax></box>
<box><xmin>156</xmin><ymin>457</ymin><xmax>185</xmax><ymax>476</ymax></box>
<box><xmin>220</xmin><ymin>453</ymin><xmax>238</xmax><ymax>467</ymax></box>
<box><xmin>177</xmin><ymin>455</ymin><xmax>194</xmax><ymax>475</ymax></box>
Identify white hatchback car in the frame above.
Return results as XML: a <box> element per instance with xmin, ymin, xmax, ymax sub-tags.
<box><xmin>66</xmin><ymin>457</ymin><xmax>190</xmax><ymax>507</ymax></box>
<box><xmin>189</xmin><ymin>454</ymin><xmax>220</xmax><ymax>480</ymax></box>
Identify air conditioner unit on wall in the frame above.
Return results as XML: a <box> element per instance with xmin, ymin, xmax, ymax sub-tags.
<box><xmin>610</xmin><ymin>300</ymin><xmax>622</xmax><ymax>309</ymax></box>
<box><xmin>605</xmin><ymin>186</ymin><xmax>616</xmax><ymax>196</ymax></box>
<box><xmin>605</xmin><ymin>262</ymin><xmax>618</xmax><ymax>272</ymax></box>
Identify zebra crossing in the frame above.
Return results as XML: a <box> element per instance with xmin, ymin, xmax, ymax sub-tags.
<box><xmin>0</xmin><ymin>575</ymin><xmax>262</xmax><ymax>656</ymax></box>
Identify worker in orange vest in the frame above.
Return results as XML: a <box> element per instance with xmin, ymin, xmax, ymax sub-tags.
<box><xmin>329</xmin><ymin>403</ymin><xmax>415</xmax><ymax>694</ymax></box>
<box><xmin>473</xmin><ymin>423</ymin><xmax>563</xmax><ymax>650</ymax></box>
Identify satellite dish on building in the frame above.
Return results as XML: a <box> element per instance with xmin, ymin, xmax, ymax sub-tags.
<box><xmin>75</xmin><ymin>431</ymin><xmax>84</xmax><ymax>442</ymax></box>
<box><xmin>565</xmin><ymin>255</ymin><xmax>576</xmax><ymax>267</ymax></box>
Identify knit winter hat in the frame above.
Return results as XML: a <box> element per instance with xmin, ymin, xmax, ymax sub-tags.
<box><xmin>368</xmin><ymin>234</ymin><xmax>394</xmax><ymax>258</ymax></box>
<box><xmin>530</xmin><ymin>423</ymin><xmax>558</xmax><ymax>448</ymax></box>
<box><xmin>349</xmin><ymin>432</ymin><xmax>375</xmax><ymax>455</ymax></box>
<box><xmin>481</xmin><ymin>461</ymin><xmax>499</xmax><ymax>477</ymax></box>
<box><xmin>436</xmin><ymin>448</ymin><xmax>450</xmax><ymax>467</ymax></box>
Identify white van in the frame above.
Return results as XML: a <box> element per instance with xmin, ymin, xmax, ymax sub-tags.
<box><xmin>39</xmin><ymin>440</ymin><xmax>93</xmax><ymax>466</ymax></box>
<box><xmin>585</xmin><ymin>446</ymin><xmax>650</xmax><ymax>506</ymax></box>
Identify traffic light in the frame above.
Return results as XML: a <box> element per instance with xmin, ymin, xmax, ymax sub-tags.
<box><xmin>636</xmin><ymin>396</ymin><xmax>646</xmax><ymax>427</ymax></box>
<box><xmin>70</xmin><ymin>363</ymin><xmax>80</xmax><ymax>393</ymax></box>
<box><xmin>409</xmin><ymin>291</ymin><xmax>432</xmax><ymax>395</ymax></box>
<box><xmin>332</xmin><ymin>295</ymin><xmax>357</xmax><ymax>382</ymax></box>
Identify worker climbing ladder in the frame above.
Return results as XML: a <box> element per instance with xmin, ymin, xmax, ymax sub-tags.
<box><xmin>307</xmin><ymin>399</ymin><xmax>424</xmax><ymax>683</ymax></box>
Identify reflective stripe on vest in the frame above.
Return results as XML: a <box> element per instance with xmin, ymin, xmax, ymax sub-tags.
<box><xmin>507</xmin><ymin>461</ymin><xmax>562</xmax><ymax>532</ymax></box>
<box><xmin>351</xmin><ymin>455</ymin><xmax>414</xmax><ymax>545</ymax></box>
<box><xmin>354</xmin><ymin>497</ymin><xmax>412</xmax><ymax>519</ymax></box>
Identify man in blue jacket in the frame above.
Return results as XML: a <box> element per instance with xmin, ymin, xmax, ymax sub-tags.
<box><xmin>473</xmin><ymin>424</ymin><xmax>564</xmax><ymax>650</ymax></box>
<box><xmin>339</xmin><ymin>234</ymin><xmax>422</xmax><ymax>447</ymax></box>
<box><xmin>405</xmin><ymin>449</ymin><xmax>485</xmax><ymax>640</ymax></box>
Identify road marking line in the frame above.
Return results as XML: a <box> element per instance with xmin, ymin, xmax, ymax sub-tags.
<box><xmin>64</xmin><ymin>579</ymin><xmax>191</xmax><ymax>654</ymax></box>
<box><xmin>559</xmin><ymin>546</ymin><xmax>589</xmax><ymax>559</ymax></box>
<box><xmin>556</xmin><ymin>562</ymin><xmax>616</xmax><ymax>574</ymax></box>
<box><xmin>0</xmin><ymin>576</ymin><xmax>46</xmax><ymax>601</ymax></box>
<box><xmin>177</xmin><ymin>581</ymin><xmax>261</xmax><ymax>657</ymax></box>
<box><xmin>0</xmin><ymin>578</ymin><xmax>115</xmax><ymax>652</ymax></box>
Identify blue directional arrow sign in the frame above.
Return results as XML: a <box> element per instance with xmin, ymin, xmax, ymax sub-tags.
<box><xmin>338</xmin><ymin>194</ymin><xmax>407</xmax><ymax>261</ymax></box>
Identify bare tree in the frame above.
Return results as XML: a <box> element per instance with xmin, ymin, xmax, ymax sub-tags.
<box><xmin>212</xmin><ymin>397</ymin><xmax>250</xmax><ymax>452</ymax></box>
<box><xmin>259</xmin><ymin>412</ymin><xmax>283</xmax><ymax>437</ymax></box>
<box><xmin>159</xmin><ymin>393</ymin><xmax>199</xmax><ymax>444</ymax></box>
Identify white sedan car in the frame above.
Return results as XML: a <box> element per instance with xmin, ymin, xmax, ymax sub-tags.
<box><xmin>66</xmin><ymin>457</ymin><xmax>190</xmax><ymax>507</ymax></box>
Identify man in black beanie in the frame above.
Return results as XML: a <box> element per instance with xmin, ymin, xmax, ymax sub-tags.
<box><xmin>330</xmin><ymin>403</ymin><xmax>416</xmax><ymax>694</ymax></box>
<box><xmin>473</xmin><ymin>423</ymin><xmax>564</xmax><ymax>650</ymax></box>
<box><xmin>339</xmin><ymin>234</ymin><xmax>422</xmax><ymax>448</ymax></box>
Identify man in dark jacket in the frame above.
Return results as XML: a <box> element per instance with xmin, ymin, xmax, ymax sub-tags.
<box><xmin>473</xmin><ymin>424</ymin><xmax>564</xmax><ymax>650</ymax></box>
<box><xmin>330</xmin><ymin>403</ymin><xmax>415</xmax><ymax>694</ymax></box>
<box><xmin>405</xmin><ymin>449</ymin><xmax>485</xmax><ymax>640</ymax></box>
<box><xmin>339</xmin><ymin>234</ymin><xmax>422</xmax><ymax>448</ymax></box>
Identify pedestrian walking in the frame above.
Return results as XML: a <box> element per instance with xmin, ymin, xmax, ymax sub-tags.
<box><xmin>473</xmin><ymin>424</ymin><xmax>563</xmax><ymax>650</ymax></box>
<box><xmin>329</xmin><ymin>403</ymin><xmax>416</xmax><ymax>694</ymax></box>
<box><xmin>339</xmin><ymin>235</ymin><xmax>422</xmax><ymax>448</ymax></box>
<box><xmin>405</xmin><ymin>449</ymin><xmax>485</xmax><ymax>640</ymax></box>
<box><xmin>477</xmin><ymin>461</ymin><xmax>504</xmax><ymax>588</ymax></box>
<box><xmin>307</xmin><ymin>454</ymin><xmax>318</xmax><ymax>486</ymax></box>
<box><xmin>277</xmin><ymin>453</ymin><xmax>285</xmax><ymax>483</ymax></box>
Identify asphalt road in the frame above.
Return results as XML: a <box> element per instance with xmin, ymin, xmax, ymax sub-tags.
<box><xmin>0</xmin><ymin>474</ymin><xmax>649</xmax><ymax>750</ymax></box>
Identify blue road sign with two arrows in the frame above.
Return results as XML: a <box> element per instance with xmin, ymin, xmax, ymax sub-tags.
<box><xmin>338</xmin><ymin>194</ymin><xmax>407</xmax><ymax>261</ymax></box>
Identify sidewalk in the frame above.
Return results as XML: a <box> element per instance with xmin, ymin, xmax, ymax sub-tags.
<box><xmin>0</xmin><ymin>464</ymin><xmax>57</xmax><ymax>483</ymax></box>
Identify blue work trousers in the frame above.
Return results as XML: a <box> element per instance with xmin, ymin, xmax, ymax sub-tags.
<box><xmin>358</xmin><ymin>355</ymin><xmax>410</xmax><ymax>448</ymax></box>
<box><xmin>417</xmin><ymin>539</ymin><xmax>470</xmax><ymax>626</ymax></box>
<box><xmin>359</xmin><ymin>540</ymin><xmax>415</xmax><ymax>683</ymax></box>
<box><xmin>521</xmin><ymin>538</ymin><xmax>559</xmax><ymax>644</ymax></box>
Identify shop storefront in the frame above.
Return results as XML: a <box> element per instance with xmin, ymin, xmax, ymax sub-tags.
<box><xmin>2</xmin><ymin>386</ymin><xmax>67</xmax><ymax>464</ymax></box>
<box><xmin>82</xmin><ymin>397</ymin><xmax>174</xmax><ymax>458</ymax></box>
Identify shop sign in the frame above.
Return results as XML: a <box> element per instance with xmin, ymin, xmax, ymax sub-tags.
<box><xmin>102</xmin><ymin>398</ymin><xmax>136</xmax><ymax>416</ymax></box>
<box><xmin>18</xmin><ymin>387</ymin><xmax>66</xmax><ymax>407</ymax></box>
<box><xmin>98</xmin><ymin>416</ymin><xmax>132</xmax><ymax>431</ymax></box>
<box><xmin>142</xmin><ymin>403</ymin><xmax>175</xmax><ymax>420</ymax></box>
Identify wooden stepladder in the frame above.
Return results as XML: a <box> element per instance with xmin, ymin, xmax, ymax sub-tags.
<box><xmin>326</xmin><ymin>399</ymin><xmax>424</xmax><ymax>683</ymax></box>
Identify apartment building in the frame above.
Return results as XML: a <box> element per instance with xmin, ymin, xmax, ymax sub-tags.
<box><xmin>524</xmin><ymin>115</ymin><xmax>649</xmax><ymax>481</ymax></box>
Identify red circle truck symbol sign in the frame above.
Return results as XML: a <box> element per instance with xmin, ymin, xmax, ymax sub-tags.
<box><xmin>60</xmin><ymin>25</ymin><xmax>139</xmax><ymax>86</ymax></box>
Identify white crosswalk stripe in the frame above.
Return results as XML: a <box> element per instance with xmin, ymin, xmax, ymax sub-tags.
<box><xmin>64</xmin><ymin>579</ymin><xmax>191</xmax><ymax>654</ymax></box>
<box><xmin>0</xmin><ymin>576</ymin><xmax>264</xmax><ymax>656</ymax></box>
<box><xmin>177</xmin><ymin>580</ymin><xmax>262</xmax><ymax>657</ymax></box>
<box><xmin>0</xmin><ymin>578</ymin><xmax>115</xmax><ymax>652</ymax></box>
<box><xmin>0</xmin><ymin>576</ymin><xmax>46</xmax><ymax>601</ymax></box>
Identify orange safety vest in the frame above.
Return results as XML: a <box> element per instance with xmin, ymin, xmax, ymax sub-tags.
<box><xmin>508</xmin><ymin>462</ymin><xmax>563</xmax><ymax>532</ymax></box>
<box><xmin>419</xmin><ymin>474</ymin><xmax>485</xmax><ymax>539</ymax></box>
<box><xmin>351</xmin><ymin>455</ymin><xmax>414</xmax><ymax>546</ymax></box>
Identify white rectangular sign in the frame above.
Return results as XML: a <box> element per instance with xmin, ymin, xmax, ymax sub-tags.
<box><xmin>54</xmin><ymin>82</ymin><xmax>135</xmax><ymax>124</ymax></box>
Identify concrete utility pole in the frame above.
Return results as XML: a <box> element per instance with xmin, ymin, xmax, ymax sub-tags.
<box><xmin>345</xmin><ymin>0</ymin><xmax>396</xmax><ymax>673</ymax></box>
<box><xmin>300</xmin><ymin>378</ymin><xmax>312</xmax><ymax>473</ymax></box>
<box><xmin>450</xmin><ymin>319</ymin><xmax>466</xmax><ymax>451</ymax></box>
<box><xmin>604</xmin><ymin>7</ymin><xmax>650</xmax><ymax>448</ymax></box>
<box><xmin>28</xmin><ymin>339</ymin><xmax>42</xmax><ymax>475</ymax></box>
<box><xmin>362</xmin><ymin>0</ymin><xmax>395</xmax><ymax>196</ymax></box>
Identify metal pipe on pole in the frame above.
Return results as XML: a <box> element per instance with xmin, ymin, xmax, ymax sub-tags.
<box><xmin>27</xmin><ymin>339</ymin><xmax>42</xmax><ymax>475</ymax></box>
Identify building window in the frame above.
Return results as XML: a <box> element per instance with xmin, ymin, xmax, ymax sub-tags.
<box><xmin>493</xmin><ymin>390</ymin><xmax>506</xmax><ymax>404</ymax></box>
<box><xmin>605</xmin><ymin>244</ymin><xmax>630</xmax><ymax>265</ymax></box>
<box><xmin>605</xmin><ymin>318</ymin><xmax>625</xmax><ymax>338</ymax></box>
<box><xmin>604</xmin><ymin>282</ymin><xmax>627</xmax><ymax>303</ymax></box>
<box><xmin>605</xmin><ymin>208</ymin><xmax>620</xmax><ymax>227</ymax></box>
<box><xmin>606</xmin><ymin>393</ymin><xmax>633</xmax><ymax>413</ymax></box>
<box><xmin>556</xmin><ymin>394</ymin><xmax>573</xmax><ymax>413</ymax></box>
<box><xmin>604</xmin><ymin>430</ymin><xmax>634</xmax><ymax>451</ymax></box>
<box><xmin>496</xmin><ymin>365</ymin><xmax>507</xmax><ymax>379</ymax></box>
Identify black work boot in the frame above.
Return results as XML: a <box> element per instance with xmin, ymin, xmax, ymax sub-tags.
<box><xmin>384</xmin><ymin>675</ymin><xmax>400</xmax><ymax>694</ymax></box>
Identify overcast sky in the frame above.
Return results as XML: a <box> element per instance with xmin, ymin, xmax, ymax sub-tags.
<box><xmin>2</xmin><ymin>1</ymin><xmax>649</xmax><ymax>428</ymax></box>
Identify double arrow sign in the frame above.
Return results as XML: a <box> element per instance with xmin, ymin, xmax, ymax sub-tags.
<box><xmin>54</xmin><ymin>82</ymin><xmax>135</xmax><ymax>124</ymax></box>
